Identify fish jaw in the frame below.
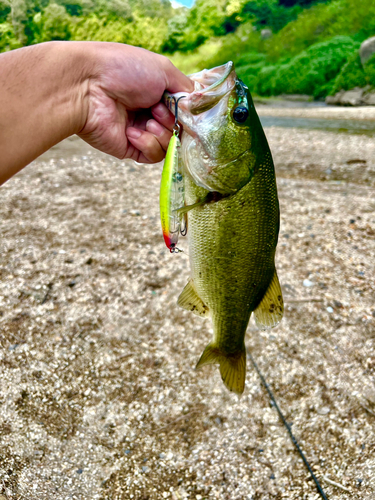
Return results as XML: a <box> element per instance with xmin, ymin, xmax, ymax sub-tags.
<box><xmin>164</xmin><ymin>63</ymin><xmax>259</xmax><ymax>194</ymax></box>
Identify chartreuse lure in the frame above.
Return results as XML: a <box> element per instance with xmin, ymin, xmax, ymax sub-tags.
<box><xmin>160</xmin><ymin>97</ymin><xmax>186</xmax><ymax>253</ymax></box>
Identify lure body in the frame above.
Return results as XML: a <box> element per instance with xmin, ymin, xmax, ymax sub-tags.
<box><xmin>160</xmin><ymin>132</ymin><xmax>184</xmax><ymax>252</ymax></box>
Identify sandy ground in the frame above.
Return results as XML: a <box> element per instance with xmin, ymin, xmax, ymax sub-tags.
<box><xmin>0</xmin><ymin>108</ymin><xmax>374</xmax><ymax>500</ymax></box>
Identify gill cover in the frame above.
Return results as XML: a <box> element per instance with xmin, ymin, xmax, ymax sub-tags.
<box><xmin>164</xmin><ymin>62</ymin><xmax>257</xmax><ymax>195</ymax></box>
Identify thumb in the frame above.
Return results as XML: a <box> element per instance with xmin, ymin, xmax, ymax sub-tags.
<box><xmin>163</xmin><ymin>58</ymin><xmax>194</xmax><ymax>93</ymax></box>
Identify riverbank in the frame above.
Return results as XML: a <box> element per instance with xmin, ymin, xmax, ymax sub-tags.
<box><xmin>0</xmin><ymin>121</ymin><xmax>374</xmax><ymax>499</ymax></box>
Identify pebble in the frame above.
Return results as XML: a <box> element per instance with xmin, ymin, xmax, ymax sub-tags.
<box><xmin>317</xmin><ymin>407</ymin><xmax>330</xmax><ymax>415</ymax></box>
<box><xmin>303</xmin><ymin>279</ymin><xmax>314</xmax><ymax>287</ymax></box>
<box><xmin>326</xmin><ymin>306</ymin><xmax>334</xmax><ymax>313</ymax></box>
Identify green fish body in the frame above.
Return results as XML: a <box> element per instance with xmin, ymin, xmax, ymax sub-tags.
<box><xmin>164</xmin><ymin>62</ymin><xmax>283</xmax><ymax>394</ymax></box>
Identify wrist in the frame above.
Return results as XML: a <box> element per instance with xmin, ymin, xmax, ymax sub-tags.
<box><xmin>46</xmin><ymin>41</ymin><xmax>92</xmax><ymax>138</ymax></box>
<box><xmin>0</xmin><ymin>42</ymin><xmax>92</xmax><ymax>182</ymax></box>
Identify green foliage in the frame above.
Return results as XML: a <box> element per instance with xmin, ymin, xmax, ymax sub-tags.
<box><xmin>269</xmin><ymin>36</ymin><xmax>359</xmax><ymax>97</ymax></box>
<box><xmin>1</xmin><ymin>0</ymin><xmax>374</xmax><ymax>100</ymax></box>
<box><xmin>0</xmin><ymin>21</ymin><xmax>21</xmax><ymax>51</ymax></box>
<box><xmin>0</xmin><ymin>0</ymin><xmax>11</xmax><ymax>22</ymax></box>
<box><xmin>170</xmin><ymin>21</ymin><xmax>263</xmax><ymax>74</ymax></box>
<box><xmin>241</xmin><ymin>0</ymin><xmax>303</xmax><ymax>32</ymax></box>
<box><xmin>330</xmin><ymin>52</ymin><xmax>367</xmax><ymax>94</ymax></box>
<box><xmin>364</xmin><ymin>53</ymin><xmax>375</xmax><ymax>87</ymax></box>
<box><xmin>72</xmin><ymin>12</ymin><xmax>167</xmax><ymax>51</ymax></box>
<box><xmin>255</xmin><ymin>64</ymin><xmax>279</xmax><ymax>95</ymax></box>
<box><xmin>0</xmin><ymin>0</ymin><xmax>171</xmax><ymax>51</ymax></box>
<box><xmin>34</xmin><ymin>3</ymin><xmax>73</xmax><ymax>42</ymax></box>
<box><xmin>264</xmin><ymin>0</ymin><xmax>375</xmax><ymax>61</ymax></box>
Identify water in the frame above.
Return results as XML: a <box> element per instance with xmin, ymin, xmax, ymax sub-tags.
<box><xmin>260</xmin><ymin>115</ymin><xmax>375</xmax><ymax>135</ymax></box>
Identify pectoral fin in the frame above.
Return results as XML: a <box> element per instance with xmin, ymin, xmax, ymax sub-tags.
<box><xmin>196</xmin><ymin>343</ymin><xmax>246</xmax><ymax>395</ymax></box>
<box><xmin>177</xmin><ymin>279</ymin><xmax>210</xmax><ymax>317</ymax></box>
<box><xmin>175</xmin><ymin>196</ymin><xmax>210</xmax><ymax>215</ymax></box>
<box><xmin>254</xmin><ymin>269</ymin><xmax>284</xmax><ymax>330</ymax></box>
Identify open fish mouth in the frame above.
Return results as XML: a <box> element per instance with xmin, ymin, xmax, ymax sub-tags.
<box><xmin>163</xmin><ymin>62</ymin><xmax>236</xmax><ymax>125</ymax></box>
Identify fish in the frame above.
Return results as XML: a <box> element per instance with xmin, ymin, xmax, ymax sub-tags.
<box><xmin>163</xmin><ymin>61</ymin><xmax>283</xmax><ymax>394</ymax></box>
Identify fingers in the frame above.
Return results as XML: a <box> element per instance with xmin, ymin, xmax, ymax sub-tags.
<box><xmin>146</xmin><ymin>119</ymin><xmax>172</xmax><ymax>151</ymax></box>
<box><xmin>127</xmin><ymin>122</ymin><xmax>172</xmax><ymax>163</ymax></box>
<box><xmin>125</xmin><ymin>103</ymin><xmax>177</xmax><ymax>163</ymax></box>
<box><xmin>151</xmin><ymin>102</ymin><xmax>175</xmax><ymax>131</ymax></box>
<box><xmin>161</xmin><ymin>57</ymin><xmax>194</xmax><ymax>93</ymax></box>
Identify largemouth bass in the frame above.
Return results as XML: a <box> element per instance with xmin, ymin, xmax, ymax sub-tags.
<box><xmin>163</xmin><ymin>62</ymin><xmax>283</xmax><ymax>394</ymax></box>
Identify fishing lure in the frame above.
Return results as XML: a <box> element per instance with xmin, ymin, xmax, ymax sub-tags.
<box><xmin>159</xmin><ymin>97</ymin><xmax>186</xmax><ymax>253</ymax></box>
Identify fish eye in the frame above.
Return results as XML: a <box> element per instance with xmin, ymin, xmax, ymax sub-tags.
<box><xmin>233</xmin><ymin>106</ymin><xmax>249</xmax><ymax>123</ymax></box>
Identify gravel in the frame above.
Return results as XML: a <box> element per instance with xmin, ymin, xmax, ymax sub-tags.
<box><xmin>0</xmin><ymin>109</ymin><xmax>374</xmax><ymax>499</ymax></box>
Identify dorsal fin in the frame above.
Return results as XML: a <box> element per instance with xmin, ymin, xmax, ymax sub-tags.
<box><xmin>254</xmin><ymin>269</ymin><xmax>283</xmax><ymax>330</ymax></box>
<box><xmin>177</xmin><ymin>279</ymin><xmax>210</xmax><ymax>317</ymax></box>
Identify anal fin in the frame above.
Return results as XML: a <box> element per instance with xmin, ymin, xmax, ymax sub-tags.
<box><xmin>177</xmin><ymin>279</ymin><xmax>210</xmax><ymax>317</ymax></box>
<box><xmin>196</xmin><ymin>343</ymin><xmax>246</xmax><ymax>395</ymax></box>
<box><xmin>254</xmin><ymin>269</ymin><xmax>284</xmax><ymax>330</ymax></box>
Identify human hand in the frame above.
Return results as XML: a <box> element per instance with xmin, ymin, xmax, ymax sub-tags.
<box><xmin>78</xmin><ymin>43</ymin><xmax>193</xmax><ymax>163</ymax></box>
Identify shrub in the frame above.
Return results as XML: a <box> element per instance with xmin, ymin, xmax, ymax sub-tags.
<box><xmin>256</xmin><ymin>65</ymin><xmax>279</xmax><ymax>95</ymax></box>
<box><xmin>0</xmin><ymin>22</ymin><xmax>21</xmax><ymax>51</ymax></box>
<box><xmin>330</xmin><ymin>52</ymin><xmax>367</xmax><ymax>94</ymax></box>
<box><xmin>269</xmin><ymin>36</ymin><xmax>358</xmax><ymax>97</ymax></box>
<box><xmin>364</xmin><ymin>53</ymin><xmax>375</xmax><ymax>87</ymax></box>
<box><xmin>265</xmin><ymin>0</ymin><xmax>375</xmax><ymax>61</ymax></box>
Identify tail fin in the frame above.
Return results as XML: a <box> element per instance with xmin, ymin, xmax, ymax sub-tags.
<box><xmin>196</xmin><ymin>343</ymin><xmax>246</xmax><ymax>394</ymax></box>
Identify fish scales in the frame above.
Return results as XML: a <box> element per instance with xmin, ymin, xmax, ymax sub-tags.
<box><xmin>186</xmin><ymin>150</ymin><xmax>279</xmax><ymax>349</ymax></box>
<box><xmin>163</xmin><ymin>62</ymin><xmax>283</xmax><ymax>394</ymax></box>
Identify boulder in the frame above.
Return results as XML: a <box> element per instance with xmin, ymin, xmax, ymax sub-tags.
<box><xmin>363</xmin><ymin>89</ymin><xmax>375</xmax><ymax>105</ymax></box>
<box><xmin>360</xmin><ymin>36</ymin><xmax>375</xmax><ymax>65</ymax></box>
<box><xmin>325</xmin><ymin>90</ymin><xmax>345</xmax><ymax>105</ymax></box>
<box><xmin>340</xmin><ymin>87</ymin><xmax>365</xmax><ymax>106</ymax></box>
<box><xmin>261</xmin><ymin>29</ymin><xmax>272</xmax><ymax>40</ymax></box>
<box><xmin>325</xmin><ymin>86</ymin><xmax>375</xmax><ymax>106</ymax></box>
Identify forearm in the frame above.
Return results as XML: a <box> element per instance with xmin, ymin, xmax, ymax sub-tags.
<box><xmin>0</xmin><ymin>42</ymin><xmax>89</xmax><ymax>185</ymax></box>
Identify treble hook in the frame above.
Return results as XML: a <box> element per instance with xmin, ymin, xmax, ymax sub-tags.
<box><xmin>172</xmin><ymin>96</ymin><xmax>185</xmax><ymax>136</ymax></box>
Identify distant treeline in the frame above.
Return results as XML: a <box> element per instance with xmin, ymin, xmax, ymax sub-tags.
<box><xmin>1</xmin><ymin>0</ymin><xmax>375</xmax><ymax>98</ymax></box>
<box><xmin>170</xmin><ymin>0</ymin><xmax>375</xmax><ymax>98</ymax></box>
<box><xmin>0</xmin><ymin>0</ymin><xmax>173</xmax><ymax>52</ymax></box>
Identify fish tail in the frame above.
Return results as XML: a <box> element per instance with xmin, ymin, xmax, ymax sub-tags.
<box><xmin>196</xmin><ymin>343</ymin><xmax>246</xmax><ymax>395</ymax></box>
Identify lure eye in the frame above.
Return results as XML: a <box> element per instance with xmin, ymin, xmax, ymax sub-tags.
<box><xmin>233</xmin><ymin>106</ymin><xmax>249</xmax><ymax>123</ymax></box>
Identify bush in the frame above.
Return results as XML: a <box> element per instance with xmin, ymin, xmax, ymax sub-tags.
<box><xmin>330</xmin><ymin>52</ymin><xmax>367</xmax><ymax>94</ymax></box>
<box><xmin>0</xmin><ymin>22</ymin><xmax>21</xmax><ymax>51</ymax></box>
<box><xmin>265</xmin><ymin>0</ymin><xmax>375</xmax><ymax>61</ymax></box>
<box><xmin>256</xmin><ymin>65</ymin><xmax>279</xmax><ymax>95</ymax></box>
<box><xmin>364</xmin><ymin>53</ymin><xmax>375</xmax><ymax>87</ymax></box>
<box><xmin>268</xmin><ymin>36</ymin><xmax>358</xmax><ymax>97</ymax></box>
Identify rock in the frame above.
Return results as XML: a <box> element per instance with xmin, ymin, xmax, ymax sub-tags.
<box><xmin>360</xmin><ymin>36</ymin><xmax>375</xmax><ymax>65</ymax></box>
<box><xmin>303</xmin><ymin>279</ymin><xmax>314</xmax><ymax>287</ymax></box>
<box><xmin>362</xmin><ymin>89</ymin><xmax>375</xmax><ymax>105</ymax></box>
<box><xmin>325</xmin><ymin>90</ymin><xmax>345</xmax><ymax>105</ymax></box>
<box><xmin>340</xmin><ymin>87</ymin><xmax>365</xmax><ymax>106</ymax></box>
<box><xmin>325</xmin><ymin>86</ymin><xmax>375</xmax><ymax>106</ymax></box>
<box><xmin>261</xmin><ymin>29</ymin><xmax>272</xmax><ymax>40</ymax></box>
<box><xmin>317</xmin><ymin>406</ymin><xmax>330</xmax><ymax>415</ymax></box>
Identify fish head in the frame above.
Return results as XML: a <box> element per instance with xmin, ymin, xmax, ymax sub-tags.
<box><xmin>164</xmin><ymin>62</ymin><xmax>262</xmax><ymax>194</ymax></box>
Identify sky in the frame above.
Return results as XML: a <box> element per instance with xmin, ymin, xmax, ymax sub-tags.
<box><xmin>171</xmin><ymin>0</ymin><xmax>195</xmax><ymax>8</ymax></box>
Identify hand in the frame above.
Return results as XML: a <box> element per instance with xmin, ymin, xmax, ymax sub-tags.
<box><xmin>78</xmin><ymin>43</ymin><xmax>193</xmax><ymax>163</ymax></box>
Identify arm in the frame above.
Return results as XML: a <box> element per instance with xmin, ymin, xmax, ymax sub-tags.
<box><xmin>0</xmin><ymin>41</ymin><xmax>193</xmax><ymax>185</ymax></box>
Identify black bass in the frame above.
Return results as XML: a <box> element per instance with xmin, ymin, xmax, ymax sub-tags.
<box><xmin>163</xmin><ymin>62</ymin><xmax>283</xmax><ymax>394</ymax></box>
